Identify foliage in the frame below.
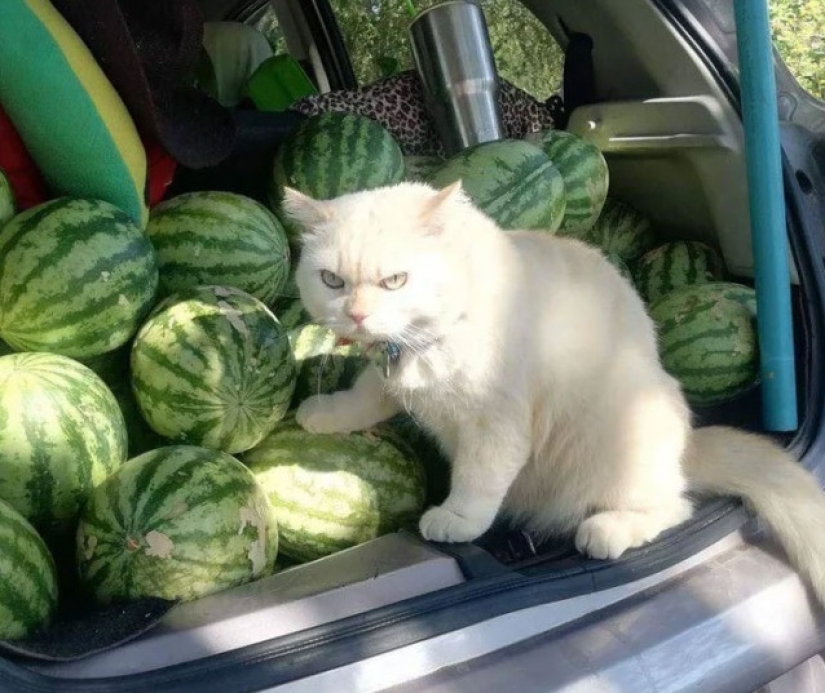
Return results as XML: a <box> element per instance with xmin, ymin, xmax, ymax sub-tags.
<box><xmin>326</xmin><ymin>0</ymin><xmax>823</xmax><ymax>102</ymax></box>
<box><xmin>328</xmin><ymin>0</ymin><xmax>563</xmax><ymax>101</ymax></box>
<box><xmin>770</xmin><ymin>0</ymin><xmax>825</xmax><ymax>99</ymax></box>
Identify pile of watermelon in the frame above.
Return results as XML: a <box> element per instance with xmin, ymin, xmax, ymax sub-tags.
<box><xmin>0</xmin><ymin>109</ymin><xmax>759</xmax><ymax>641</ymax></box>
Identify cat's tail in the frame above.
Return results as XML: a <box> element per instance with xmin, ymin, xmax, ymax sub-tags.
<box><xmin>684</xmin><ymin>425</ymin><xmax>825</xmax><ymax>604</ymax></box>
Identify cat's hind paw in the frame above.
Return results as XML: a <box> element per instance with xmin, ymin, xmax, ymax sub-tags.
<box><xmin>419</xmin><ymin>505</ymin><xmax>487</xmax><ymax>543</ymax></box>
<box><xmin>296</xmin><ymin>394</ymin><xmax>355</xmax><ymax>434</ymax></box>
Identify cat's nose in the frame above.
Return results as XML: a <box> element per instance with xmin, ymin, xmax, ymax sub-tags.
<box><xmin>347</xmin><ymin>310</ymin><xmax>369</xmax><ymax>326</ymax></box>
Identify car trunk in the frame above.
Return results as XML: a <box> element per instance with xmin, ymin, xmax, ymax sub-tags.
<box><xmin>3</xmin><ymin>0</ymin><xmax>825</xmax><ymax>690</ymax></box>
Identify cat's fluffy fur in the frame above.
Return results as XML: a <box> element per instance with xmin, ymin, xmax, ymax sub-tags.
<box><xmin>284</xmin><ymin>181</ymin><xmax>825</xmax><ymax>603</ymax></box>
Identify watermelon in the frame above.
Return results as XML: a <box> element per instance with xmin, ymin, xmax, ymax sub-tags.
<box><xmin>0</xmin><ymin>353</ymin><xmax>128</xmax><ymax>537</ymax></box>
<box><xmin>588</xmin><ymin>197</ymin><xmax>657</xmax><ymax>261</ymax></box>
<box><xmin>0</xmin><ymin>198</ymin><xmax>158</xmax><ymax>358</ymax></box>
<box><xmin>378</xmin><ymin>414</ymin><xmax>450</xmax><ymax>506</ymax></box>
<box><xmin>604</xmin><ymin>251</ymin><xmax>634</xmax><ymax>282</ymax></box>
<box><xmin>634</xmin><ymin>240</ymin><xmax>726</xmax><ymax>304</ymax></box>
<box><xmin>76</xmin><ymin>445</ymin><xmax>279</xmax><ymax>604</ymax></box>
<box><xmin>274</xmin><ymin>297</ymin><xmax>368</xmax><ymax>406</ymax></box>
<box><xmin>271</xmin><ymin>112</ymin><xmax>404</xmax><ymax>238</ymax></box>
<box><xmin>81</xmin><ymin>347</ymin><xmax>170</xmax><ymax>458</ymax></box>
<box><xmin>427</xmin><ymin>139</ymin><xmax>566</xmax><ymax>232</ymax></box>
<box><xmin>0</xmin><ymin>337</ymin><xmax>13</xmax><ymax>357</ymax></box>
<box><xmin>146</xmin><ymin>191</ymin><xmax>291</xmax><ymax>305</ymax></box>
<box><xmin>649</xmin><ymin>282</ymin><xmax>759</xmax><ymax>405</ymax></box>
<box><xmin>242</xmin><ymin>419</ymin><xmax>426</xmax><ymax>563</ymax></box>
<box><xmin>0</xmin><ymin>169</ymin><xmax>15</xmax><ymax>228</ymax></box>
<box><xmin>527</xmin><ymin>129</ymin><xmax>609</xmax><ymax>234</ymax></box>
<box><xmin>131</xmin><ymin>285</ymin><xmax>297</xmax><ymax>454</ymax></box>
<box><xmin>0</xmin><ymin>498</ymin><xmax>58</xmax><ymax>640</ymax></box>
<box><xmin>404</xmin><ymin>154</ymin><xmax>444</xmax><ymax>182</ymax></box>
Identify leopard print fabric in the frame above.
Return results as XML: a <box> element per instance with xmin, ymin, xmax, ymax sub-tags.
<box><xmin>291</xmin><ymin>70</ymin><xmax>564</xmax><ymax>156</ymax></box>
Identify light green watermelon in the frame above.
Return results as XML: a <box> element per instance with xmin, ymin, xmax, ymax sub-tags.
<box><xmin>0</xmin><ymin>353</ymin><xmax>128</xmax><ymax>537</ymax></box>
<box><xmin>242</xmin><ymin>419</ymin><xmax>427</xmax><ymax>563</ymax></box>
<box><xmin>649</xmin><ymin>282</ymin><xmax>759</xmax><ymax>405</ymax></box>
<box><xmin>527</xmin><ymin>129</ymin><xmax>609</xmax><ymax>234</ymax></box>
<box><xmin>131</xmin><ymin>285</ymin><xmax>296</xmax><ymax>454</ymax></box>
<box><xmin>76</xmin><ymin>445</ymin><xmax>279</xmax><ymax>604</ymax></box>
<box><xmin>0</xmin><ymin>198</ymin><xmax>158</xmax><ymax>358</ymax></box>
<box><xmin>271</xmin><ymin>112</ymin><xmax>404</xmax><ymax>239</ymax></box>
<box><xmin>588</xmin><ymin>197</ymin><xmax>658</xmax><ymax>261</ymax></box>
<box><xmin>0</xmin><ymin>499</ymin><xmax>58</xmax><ymax>640</ymax></box>
<box><xmin>274</xmin><ymin>297</ymin><xmax>368</xmax><ymax>406</ymax></box>
<box><xmin>404</xmin><ymin>154</ymin><xmax>444</xmax><ymax>182</ymax></box>
<box><xmin>634</xmin><ymin>240</ymin><xmax>726</xmax><ymax>304</ymax></box>
<box><xmin>427</xmin><ymin>139</ymin><xmax>566</xmax><ymax>232</ymax></box>
<box><xmin>0</xmin><ymin>169</ymin><xmax>15</xmax><ymax>229</ymax></box>
<box><xmin>146</xmin><ymin>191</ymin><xmax>291</xmax><ymax>305</ymax></box>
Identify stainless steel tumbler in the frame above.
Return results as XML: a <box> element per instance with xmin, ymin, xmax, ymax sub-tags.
<box><xmin>409</xmin><ymin>0</ymin><xmax>504</xmax><ymax>156</ymax></box>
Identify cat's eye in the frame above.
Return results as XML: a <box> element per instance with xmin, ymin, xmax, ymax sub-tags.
<box><xmin>380</xmin><ymin>273</ymin><xmax>408</xmax><ymax>291</ymax></box>
<box><xmin>320</xmin><ymin>270</ymin><xmax>344</xmax><ymax>289</ymax></box>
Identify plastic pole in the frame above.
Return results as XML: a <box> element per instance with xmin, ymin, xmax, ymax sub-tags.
<box><xmin>733</xmin><ymin>0</ymin><xmax>798</xmax><ymax>431</ymax></box>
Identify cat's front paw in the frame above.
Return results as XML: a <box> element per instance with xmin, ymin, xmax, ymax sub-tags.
<box><xmin>296</xmin><ymin>394</ymin><xmax>354</xmax><ymax>434</ymax></box>
<box><xmin>419</xmin><ymin>505</ymin><xmax>487</xmax><ymax>543</ymax></box>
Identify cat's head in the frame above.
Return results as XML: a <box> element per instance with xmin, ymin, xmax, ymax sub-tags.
<box><xmin>283</xmin><ymin>181</ymin><xmax>469</xmax><ymax>347</ymax></box>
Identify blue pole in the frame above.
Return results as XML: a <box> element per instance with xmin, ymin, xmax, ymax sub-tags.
<box><xmin>733</xmin><ymin>0</ymin><xmax>798</xmax><ymax>431</ymax></box>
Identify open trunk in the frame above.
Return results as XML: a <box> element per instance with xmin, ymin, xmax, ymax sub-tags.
<box><xmin>3</xmin><ymin>0</ymin><xmax>825</xmax><ymax>691</ymax></box>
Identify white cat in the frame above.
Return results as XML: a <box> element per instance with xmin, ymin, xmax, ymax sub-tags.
<box><xmin>283</xmin><ymin>180</ymin><xmax>825</xmax><ymax>603</ymax></box>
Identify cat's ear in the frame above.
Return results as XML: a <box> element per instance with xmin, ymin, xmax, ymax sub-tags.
<box><xmin>419</xmin><ymin>181</ymin><xmax>465</xmax><ymax>232</ymax></box>
<box><xmin>281</xmin><ymin>187</ymin><xmax>332</xmax><ymax>235</ymax></box>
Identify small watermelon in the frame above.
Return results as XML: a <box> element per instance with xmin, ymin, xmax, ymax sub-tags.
<box><xmin>131</xmin><ymin>285</ymin><xmax>296</xmax><ymax>454</ymax></box>
<box><xmin>147</xmin><ymin>191</ymin><xmax>291</xmax><ymax>305</ymax></box>
<box><xmin>0</xmin><ymin>499</ymin><xmax>58</xmax><ymax>640</ymax></box>
<box><xmin>76</xmin><ymin>445</ymin><xmax>279</xmax><ymax>604</ymax></box>
<box><xmin>404</xmin><ymin>154</ymin><xmax>444</xmax><ymax>182</ymax></box>
<box><xmin>527</xmin><ymin>129</ymin><xmax>609</xmax><ymax>234</ymax></box>
<box><xmin>634</xmin><ymin>240</ymin><xmax>726</xmax><ymax>304</ymax></box>
<box><xmin>0</xmin><ymin>169</ymin><xmax>15</xmax><ymax>228</ymax></box>
<box><xmin>427</xmin><ymin>139</ymin><xmax>566</xmax><ymax>232</ymax></box>
<box><xmin>274</xmin><ymin>297</ymin><xmax>368</xmax><ymax>406</ymax></box>
<box><xmin>0</xmin><ymin>353</ymin><xmax>128</xmax><ymax>537</ymax></box>
<box><xmin>0</xmin><ymin>198</ymin><xmax>158</xmax><ymax>358</ymax></box>
<box><xmin>588</xmin><ymin>197</ymin><xmax>657</xmax><ymax>261</ymax></box>
<box><xmin>649</xmin><ymin>282</ymin><xmax>759</xmax><ymax>405</ymax></box>
<box><xmin>242</xmin><ymin>419</ymin><xmax>427</xmax><ymax>563</ymax></box>
<box><xmin>271</xmin><ymin>112</ymin><xmax>404</xmax><ymax>239</ymax></box>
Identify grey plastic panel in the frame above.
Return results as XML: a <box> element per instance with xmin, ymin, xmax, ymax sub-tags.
<box><xmin>524</xmin><ymin>0</ymin><xmax>800</xmax><ymax>283</ymax></box>
<box><xmin>29</xmin><ymin>533</ymin><xmax>464</xmax><ymax>679</ymax></box>
<box><xmin>378</xmin><ymin>533</ymin><xmax>825</xmax><ymax>693</ymax></box>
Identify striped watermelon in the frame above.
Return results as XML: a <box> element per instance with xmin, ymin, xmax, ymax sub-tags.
<box><xmin>0</xmin><ymin>499</ymin><xmax>58</xmax><ymax>640</ymax></box>
<box><xmin>649</xmin><ymin>282</ymin><xmax>759</xmax><ymax>405</ymax></box>
<box><xmin>242</xmin><ymin>419</ymin><xmax>426</xmax><ymax>563</ymax></box>
<box><xmin>634</xmin><ymin>240</ymin><xmax>726</xmax><ymax>304</ymax></box>
<box><xmin>527</xmin><ymin>129</ymin><xmax>609</xmax><ymax>234</ymax></box>
<box><xmin>81</xmin><ymin>347</ymin><xmax>171</xmax><ymax>457</ymax></box>
<box><xmin>274</xmin><ymin>297</ymin><xmax>368</xmax><ymax>406</ymax></box>
<box><xmin>131</xmin><ymin>285</ymin><xmax>296</xmax><ymax>454</ymax></box>
<box><xmin>0</xmin><ymin>198</ymin><xmax>158</xmax><ymax>358</ymax></box>
<box><xmin>603</xmin><ymin>251</ymin><xmax>634</xmax><ymax>282</ymax></box>
<box><xmin>271</xmin><ymin>112</ymin><xmax>404</xmax><ymax>239</ymax></box>
<box><xmin>0</xmin><ymin>353</ymin><xmax>128</xmax><ymax>537</ymax></box>
<box><xmin>146</xmin><ymin>191</ymin><xmax>291</xmax><ymax>305</ymax></box>
<box><xmin>427</xmin><ymin>139</ymin><xmax>566</xmax><ymax>232</ymax></box>
<box><xmin>0</xmin><ymin>169</ymin><xmax>14</xmax><ymax>228</ymax></box>
<box><xmin>404</xmin><ymin>154</ymin><xmax>444</xmax><ymax>183</ymax></box>
<box><xmin>76</xmin><ymin>445</ymin><xmax>279</xmax><ymax>604</ymax></box>
<box><xmin>588</xmin><ymin>197</ymin><xmax>658</xmax><ymax>261</ymax></box>
<box><xmin>0</xmin><ymin>337</ymin><xmax>12</xmax><ymax>357</ymax></box>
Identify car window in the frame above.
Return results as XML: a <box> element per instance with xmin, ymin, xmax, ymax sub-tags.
<box><xmin>328</xmin><ymin>0</ymin><xmax>564</xmax><ymax>101</ymax></box>
<box><xmin>771</xmin><ymin>0</ymin><xmax>825</xmax><ymax>99</ymax></box>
